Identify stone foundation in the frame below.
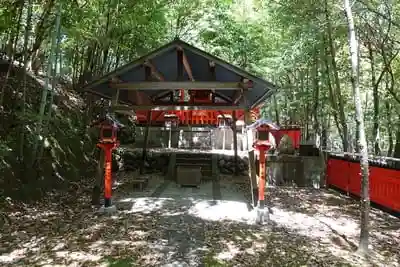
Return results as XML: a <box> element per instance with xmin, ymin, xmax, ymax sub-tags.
<box><xmin>217</xmin><ymin>154</ymin><xmax>249</xmax><ymax>175</ymax></box>
<box><xmin>117</xmin><ymin>149</ymin><xmax>170</xmax><ymax>173</ymax></box>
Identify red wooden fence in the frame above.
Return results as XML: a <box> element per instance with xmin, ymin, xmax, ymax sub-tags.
<box><xmin>326</xmin><ymin>155</ymin><xmax>400</xmax><ymax>213</ymax></box>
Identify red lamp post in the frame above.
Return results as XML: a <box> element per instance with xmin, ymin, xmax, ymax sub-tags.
<box><xmin>92</xmin><ymin>114</ymin><xmax>123</xmax><ymax>211</ymax></box>
<box><xmin>247</xmin><ymin>119</ymin><xmax>279</xmax><ymax>224</ymax></box>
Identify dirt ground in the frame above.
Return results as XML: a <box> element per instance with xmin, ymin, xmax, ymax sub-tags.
<box><xmin>0</xmin><ymin>173</ymin><xmax>399</xmax><ymax>267</ymax></box>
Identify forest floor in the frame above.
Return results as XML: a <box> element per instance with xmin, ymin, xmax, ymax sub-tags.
<box><xmin>0</xmin><ymin>173</ymin><xmax>399</xmax><ymax>267</ymax></box>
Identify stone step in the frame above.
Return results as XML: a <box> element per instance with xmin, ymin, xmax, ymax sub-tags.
<box><xmin>176</xmin><ymin>158</ymin><xmax>211</xmax><ymax>164</ymax></box>
<box><xmin>175</xmin><ymin>153</ymin><xmax>211</xmax><ymax>159</ymax></box>
<box><xmin>176</xmin><ymin>162</ymin><xmax>211</xmax><ymax>167</ymax></box>
<box><xmin>168</xmin><ymin>152</ymin><xmax>215</xmax><ymax>181</ymax></box>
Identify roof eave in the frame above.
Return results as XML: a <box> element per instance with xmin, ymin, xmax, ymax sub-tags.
<box><xmin>250</xmin><ymin>86</ymin><xmax>277</xmax><ymax>110</ymax></box>
<box><xmin>82</xmin><ymin>39</ymin><xmax>181</xmax><ymax>92</ymax></box>
<box><xmin>176</xmin><ymin>40</ymin><xmax>275</xmax><ymax>89</ymax></box>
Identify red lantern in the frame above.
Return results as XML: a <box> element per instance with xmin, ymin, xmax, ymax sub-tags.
<box><xmin>255</xmin><ymin>124</ymin><xmax>270</xmax><ymax>142</ymax></box>
<box><xmin>99</xmin><ymin>123</ymin><xmax>118</xmax><ymax>143</ymax></box>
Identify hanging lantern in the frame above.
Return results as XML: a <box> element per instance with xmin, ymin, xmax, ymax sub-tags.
<box><xmin>256</xmin><ymin>124</ymin><xmax>270</xmax><ymax>141</ymax></box>
<box><xmin>91</xmin><ymin>113</ymin><xmax>123</xmax><ymax>144</ymax></box>
<box><xmin>246</xmin><ymin>118</ymin><xmax>280</xmax><ymax>145</ymax></box>
<box><xmin>217</xmin><ymin>114</ymin><xmax>232</xmax><ymax>128</ymax></box>
<box><xmin>164</xmin><ymin>114</ymin><xmax>179</xmax><ymax>129</ymax></box>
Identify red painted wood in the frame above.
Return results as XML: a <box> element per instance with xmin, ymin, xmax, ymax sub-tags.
<box><xmin>135</xmin><ymin>108</ymin><xmax>261</xmax><ymax>126</ymax></box>
<box><xmin>271</xmin><ymin>128</ymin><xmax>301</xmax><ymax>149</ymax></box>
<box><xmin>326</xmin><ymin>158</ymin><xmax>350</xmax><ymax>192</ymax></box>
<box><xmin>326</xmin><ymin>157</ymin><xmax>400</xmax><ymax>212</ymax></box>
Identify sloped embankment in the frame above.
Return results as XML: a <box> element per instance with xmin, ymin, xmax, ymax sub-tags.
<box><xmin>0</xmin><ymin>61</ymin><xmax>97</xmax><ymax>202</ymax></box>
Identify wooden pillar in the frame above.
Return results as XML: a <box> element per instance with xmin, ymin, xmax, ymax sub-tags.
<box><xmin>111</xmin><ymin>88</ymin><xmax>120</xmax><ymax>106</ymax></box>
<box><xmin>245</xmin><ymin>108</ymin><xmax>258</xmax><ymax>207</ymax></box>
<box><xmin>140</xmin><ymin>110</ymin><xmax>152</xmax><ymax>174</ymax></box>
<box><xmin>177</xmin><ymin>48</ymin><xmax>184</xmax><ymax>102</ymax></box>
<box><xmin>222</xmin><ymin>128</ymin><xmax>226</xmax><ymax>150</ymax></box>
<box><xmin>140</xmin><ymin>66</ymin><xmax>152</xmax><ymax>174</ymax></box>
<box><xmin>232</xmin><ymin>111</ymin><xmax>238</xmax><ymax>175</ymax></box>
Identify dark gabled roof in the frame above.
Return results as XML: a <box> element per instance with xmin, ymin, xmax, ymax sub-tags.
<box><xmin>83</xmin><ymin>38</ymin><xmax>277</xmax><ymax>109</ymax></box>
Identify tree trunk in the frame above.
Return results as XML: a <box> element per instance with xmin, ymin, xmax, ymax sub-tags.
<box><xmin>312</xmin><ymin>48</ymin><xmax>320</xmax><ymax>141</ymax></box>
<box><xmin>325</xmin><ymin>0</ymin><xmax>349</xmax><ymax>152</ymax></box>
<box><xmin>31</xmin><ymin>2</ymin><xmax>60</xmax><ymax>165</ymax></box>
<box><xmin>385</xmin><ymin>85</ymin><xmax>393</xmax><ymax>156</ymax></box>
<box><xmin>367</xmin><ymin>41</ymin><xmax>380</xmax><ymax>155</ymax></box>
<box><xmin>30</xmin><ymin>0</ymin><xmax>55</xmax><ymax>59</ymax></box>
<box><xmin>38</xmin><ymin>3</ymin><xmax>62</xmax><ymax>160</ymax></box>
<box><xmin>323</xmin><ymin>41</ymin><xmax>342</xmax><ymax>142</ymax></box>
<box><xmin>20</xmin><ymin>0</ymin><xmax>34</xmax><ymax>162</ymax></box>
<box><xmin>394</xmin><ymin>115</ymin><xmax>400</xmax><ymax>158</ymax></box>
<box><xmin>344</xmin><ymin>0</ymin><xmax>370</xmax><ymax>255</ymax></box>
<box><xmin>0</xmin><ymin>4</ymin><xmax>24</xmax><ymax>110</ymax></box>
<box><xmin>273</xmin><ymin>94</ymin><xmax>279</xmax><ymax>125</ymax></box>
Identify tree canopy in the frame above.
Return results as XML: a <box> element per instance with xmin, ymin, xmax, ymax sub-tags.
<box><xmin>1</xmin><ymin>0</ymin><xmax>400</xmax><ymax>165</ymax></box>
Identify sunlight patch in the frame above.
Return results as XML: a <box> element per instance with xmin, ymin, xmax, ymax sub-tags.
<box><xmin>120</xmin><ymin>197</ymin><xmax>174</xmax><ymax>213</ymax></box>
<box><xmin>55</xmin><ymin>251</ymin><xmax>101</xmax><ymax>262</ymax></box>
<box><xmin>188</xmin><ymin>200</ymin><xmax>251</xmax><ymax>223</ymax></box>
<box><xmin>0</xmin><ymin>248</ymin><xmax>28</xmax><ymax>263</ymax></box>
<box><xmin>270</xmin><ymin>207</ymin><xmax>359</xmax><ymax>240</ymax></box>
<box><xmin>215</xmin><ymin>242</ymin><xmax>241</xmax><ymax>260</ymax></box>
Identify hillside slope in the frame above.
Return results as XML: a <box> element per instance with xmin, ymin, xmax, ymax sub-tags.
<box><xmin>0</xmin><ymin>60</ymin><xmax>98</xmax><ymax>202</ymax></box>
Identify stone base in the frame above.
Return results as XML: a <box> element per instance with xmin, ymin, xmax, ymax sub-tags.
<box><xmin>97</xmin><ymin>205</ymin><xmax>117</xmax><ymax>214</ymax></box>
<box><xmin>255</xmin><ymin>207</ymin><xmax>270</xmax><ymax>225</ymax></box>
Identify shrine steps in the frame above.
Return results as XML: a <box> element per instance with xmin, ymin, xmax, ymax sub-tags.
<box><xmin>167</xmin><ymin>152</ymin><xmax>218</xmax><ymax>183</ymax></box>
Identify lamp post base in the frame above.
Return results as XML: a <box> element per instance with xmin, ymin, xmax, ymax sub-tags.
<box><xmin>97</xmin><ymin>205</ymin><xmax>117</xmax><ymax>214</ymax></box>
<box><xmin>255</xmin><ymin>206</ymin><xmax>270</xmax><ymax>225</ymax></box>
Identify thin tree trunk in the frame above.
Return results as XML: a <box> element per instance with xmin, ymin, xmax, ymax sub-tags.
<box><xmin>367</xmin><ymin>41</ymin><xmax>380</xmax><ymax>155</ymax></box>
<box><xmin>38</xmin><ymin>3</ymin><xmax>62</xmax><ymax>160</ymax></box>
<box><xmin>323</xmin><ymin>40</ymin><xmax>342</xmax><ymax>142</ymax></box>
<box><xmin>273</xmin><ymin>94</ymin><xmax>279</xmax><ymax>125</ymax></box>
<box><xmin>0</xmin><ymin>4</ymin><xmax>24</xmax><ymax>110</ymax></box>
<box><xmin>394</xmin><ymin>115</ymin><xmax>400</xmax><ymax>158</ymax></box>
<box><xmin>31</xmin><ymin>3</ymin><xmax>60</xmax><ymax>164</ymax></box>
<box><xmin>386</xmin><ymin>99</ymin><xmax>393</xmax><ymax>156</ymax></box>
<box><xmin>325</xmin><ymin>0</ymin><xmax>349</xmax><ymax>152</ymax></box>
<box><xmin>312</xmin><ymin>48</ymin><xmax>320</xmax><ymax>141</ymax></box>
<box><xmin>385</xmin><ymin>73</ymin><xmax>394</xmax><ymax>156</ymax></box>
<box><xmin>344</xmin><ymin>0</ymin><xmax>370</xmax><ymax>255</ymax></box>
<box><xmin>20</xmin><ymin>0</ymin><xmax>34</xmax><ymax>161</ymax></box>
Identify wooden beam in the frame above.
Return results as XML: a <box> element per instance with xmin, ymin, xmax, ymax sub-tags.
<box><xmin>144</xmin><ymin>60</ymin><xmax>173</xmax><ymax>102</ymax></box>
<box><xmin>114</xmin><ymin>109</ymin><xmax>136</xmax><ymax>116</ymax></box>
<box><xmin>111</xmin><ymin>88</ymin><xmax>120</xmax><ymax>106</ymax></box>
<box><xmin>151</xmin><ymin>90</ymin><xmax>172</xmax><ymax>101</ymax></box>
<box><xmin>232</xmin><ymin>89</ymin><xmax>244</xmax><ymax>105</ymax></box>
<box><xmin>144</xmin><ymin>60</ymin><xmax>165</xmax><ymax>81</ymax></box>
<box><xmin>213</xmin><ymin>92</ymin><xmax>233</xmax><ymax>103</ymax></box>
<box><xmin>179</xmin><ymin>47</ymin><xmax>194</xmax><ymax>81</ymax></box>
<box><xmin>112</xmin><ymin>104</ymin><xmax>245</xmax><ymax>111</ymax></box>
<box><xmin>111</xmin><ymin>81</ymin><xmax>247</xmax><ymax>90</ymax></box>
<box><xmin>232</xmin><ymin>77</ymin><xmax>248</xmax><ymax>104</ymax></box>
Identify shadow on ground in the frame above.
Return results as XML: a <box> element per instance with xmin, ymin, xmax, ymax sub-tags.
<box><xmin>1</xmin><ymin>198</ymin><xmax>353</xmax><ymax>267</ymax></box>
<box><xmin>267</xmin><ymin>186</ymin><xmax>400</xmax><ymax>265</ymax></box>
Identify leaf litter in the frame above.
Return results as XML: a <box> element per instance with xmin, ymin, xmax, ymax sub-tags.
<box><xmin>0</xmin><ymin>172</ymin><xmax>398</xmax><ymax>266</ymax></box>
